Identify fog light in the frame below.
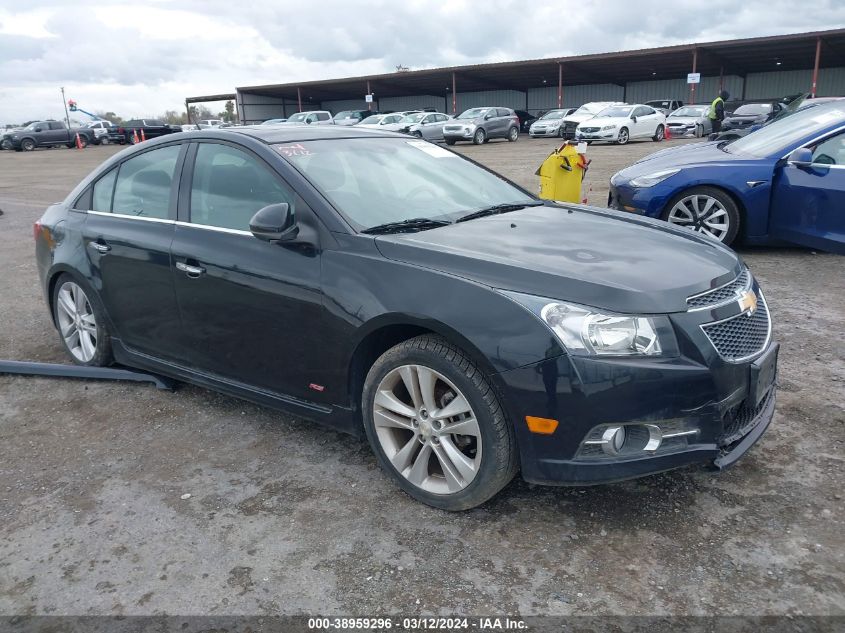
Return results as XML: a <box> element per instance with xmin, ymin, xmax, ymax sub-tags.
<box><xmin>601</xmin><ymin>425</ymin><xmax>626</xmax><ymax>455</ymax></box>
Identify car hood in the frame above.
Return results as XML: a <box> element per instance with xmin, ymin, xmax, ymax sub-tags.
<box><xmin>618</xmin><ymin>140</ymin><xmax>750</xmax><ymax>171</ymax></box>
<box><xmin>564</xmin><ymin>113</ymin><xmax>601</xmax><ymax>124</ymax></box>
<box><xmin>579</xmin><ymin>116</ymin><xmax>629</xmax><ymax>128</ymax></box>
<box><xmin>374</xmin><ymin>205</ymin><xmax>740</xmax><ymax>314</ymax></box>
<box><xmin>724</xmin><ymin>114</ymin><xmax>767</xmax><ymax>124</ymax></box>
<box><xmin>667</xmin><ymin>116</ymin><xmax>701</xmax><ymax>124</ymax></box>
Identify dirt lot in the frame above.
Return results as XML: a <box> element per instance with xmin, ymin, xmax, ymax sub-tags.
<box><xmin>0</xmin><ymin>137</ymin><xmax>843</xmax><ymax>618</ymax></box>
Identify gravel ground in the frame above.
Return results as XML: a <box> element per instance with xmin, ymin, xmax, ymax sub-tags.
<box><xmin>0</xmin><ymin>138</ymin><xmax>843</xmax><ymax>618</ymax></box>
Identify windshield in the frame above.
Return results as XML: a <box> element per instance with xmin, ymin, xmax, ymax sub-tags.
<box><xmin>399</xmin><ymin>113</ymin><xmax>425</xmax><ymax>124</ymax></box>
<box><xmin>277</xmin><ymin>138</ymin><xmax>534</xmax><ymax>231</ymax></box>
<box><xmin>597</xmin><ymin>106</ymin><xmax>632</xmax><ymax>118</ymax></box>
<box><xmin>381</xmin><ymin>114</ymin><xmax>403</xmax><ymax>124</ymax></box>
<box><xmin>573</xmin><ymin>103</ymin><xmax>606</xmax><ymax>116</ymax></box>
<box><xmin>24</xmin><ymin>122</ymin><xmax>42</xmax><ymax>131</ymax></box>
<box><xmin>726</xmin><ymin>103</ymin><xmax>845</xmax><ymax>157</ymax></box>
<box><xmin>287</xmin><ymin>113</ymin><xmax>309</xmax><ymax>123</ymax></box>
<box><xmin>457</xmin><ymin>108</ymin><xmax>489</xmax><ymax>120</ymax></box>
<box><xmin>334</xmin><ymin>111</ymin><xmax>358</xmax><ymax>120</ymax></box>
<box><xmin>359</xmin><ymin>115</ymin><xmax>383</xmax><ymax>125</ymax></box>
<box><xmin>671</xmin><ymin>106</ymin><xmax>707</xmax><ymax>117</ymax></box>
<box><xmin>539</xmin><ymin>110</ymin><xmax>566</xmax><ymax>120</ymax></box>
<box><xmin>646</xmin><ymin>101</ymin><xmax>670</xmax><ymax>108</ymax></box>
<box><xmin>733</xmin><ymin>104</ymin><xmax>771</xmax><ymax>116</ymax></box>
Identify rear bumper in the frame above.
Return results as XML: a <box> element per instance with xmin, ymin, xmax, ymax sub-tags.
<box><xmin>496</xmin><ymin>342</ymin><xmax>777</xmax><ymax>486</ymax></box>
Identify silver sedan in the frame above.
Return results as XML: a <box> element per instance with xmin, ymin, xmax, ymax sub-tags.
<box><xmin>666</xmin><ymin>105</ymin><xmax>712</xmax><ymax>137</ymax></box>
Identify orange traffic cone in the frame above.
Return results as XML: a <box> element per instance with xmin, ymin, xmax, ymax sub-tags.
<box><xmin>664</xmin><ymin>123</ymin><xmax>672</xmax><ymax>140</ymax></box>
<box><xmin>132</xmin><ymin>129</ymin><xmax>140</xmax><ymax>144</ymax></box>
<box><xmin>140</xmin><ymin>129</ymin><xmax>146</xmax><ymax>142</ymax></box>
<box><xmin>75</xmin><ymin>132</ymin><xmax>83</xmax><ymax>150</ymax></box>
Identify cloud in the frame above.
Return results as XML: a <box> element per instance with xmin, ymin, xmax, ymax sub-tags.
<box><xmin>1</xmin><ymin>0</ymin><xmax>844</xmax><ymax>124</ymax></box>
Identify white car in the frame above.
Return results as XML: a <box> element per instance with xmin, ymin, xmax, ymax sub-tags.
<box><xmin>375</xmin><ymin>111</ymin><xmax>423</xmax><ymax>132</ymax></box>
<box><xmin>575</xmin><ymin>104</ymin><xmax>666</xmax><ymax>144</ymax></box>
<box><xmin>280</xmin><ymin>111</ymin><xmax>334</xmax><ymax>125</ymax></box>
<box><xmin>197</xmin><ymin>119</ymin><xmax>224</xmax><ymax>129</ymax></box>
<box><xmin>85</xmin><ymin>120</ymin><xmax>113</xmax><ymax>144</ymax></box>
<box><xmin>561</xmin><ymin>102</ymin><xmax>626</xmax><ymax>138</ymax></box>
<box><xmin>528</xmin><ymin>108</ymin><xmax>576</xmax><ymax>138</ymax></box>
<box><xmin>357</xmin><ymin>113</ymin><xmax>407</xmax><ymax>129</ymax></box>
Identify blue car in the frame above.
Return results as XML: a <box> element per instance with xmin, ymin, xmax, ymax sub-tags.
<box><xmin>609</xmin><ymin>101</ymin><xmax>845</xmax><ymax>253</ymax></box>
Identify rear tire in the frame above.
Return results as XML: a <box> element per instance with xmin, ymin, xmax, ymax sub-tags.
<box><xmin>362</xmin><ymin>335</ymin><xmax>518</xmax><ymax>511</ymax></box>
<box><xmin>472</xmin><ymin>128</ymin><xmax>486</xmax><ymax>145</ymax></box>
<box><xmin>507</xmin><ymin>126</ymin><xmax>518</xmax><ymax>142</ymax></box>
<box><xmin>51</xmin><ymin>274</ymin><xmax>113</xmax><ymax>367</ymax></box>
<box><xmin>653</xmin><ymin>125</ymin><xmax>664</xmax><ymax>142</ymax></box>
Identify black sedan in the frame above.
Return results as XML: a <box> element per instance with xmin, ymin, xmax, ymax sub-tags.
<box><xmin>717</xmin><ymin>102</ymin><xmax>783</xmax><ymax>138</ymax></box>
<box><xmin>34</xmin><ymin>126</ymin><xmax>777</xmax><ymax>510</ymax></box>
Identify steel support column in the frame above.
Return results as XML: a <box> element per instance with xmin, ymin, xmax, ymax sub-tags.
<box><xmin>811</xmin><ymin>37</ymin><xmax>822</xmax><ymax>97</ymax></box>
<box><xmin>689</xmin><ymin>48</ymin><xmax>698</xmax><ymax>104</ymax></box>
<box><xmin>557</xmin><ymin>62</ymin><xmax>563</xmax><ymax>108</ymax></box>
<box><xmin>367</xmin><ymin>80</ymin><xmax>372</xmax><ymax>110</ymax></box>
<box><xmin>719</xmin><ymin>66</ymin><xmax>724</xmax><ymax>91</ymax></box>
<box><xmin>297</xmin><ymin>87</ymin><xmax>302</xmax><ymax>112</ymax></box>
<box><xmin>452</xmin><ymin>72</ymin><xmax>457</xmax><ymax>114</ymax></box>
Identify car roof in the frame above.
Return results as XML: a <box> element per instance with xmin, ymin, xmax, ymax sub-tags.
<box><xmin>168</xmin><ymin>125</ymin><xmax>407</xmax><ymax>144</ymax></box>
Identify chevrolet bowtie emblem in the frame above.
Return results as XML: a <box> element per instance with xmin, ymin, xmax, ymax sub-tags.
<box><xmin>737</xmin><ymin>290</ymin><xmax>758</xmax><ymax>315</ymax></box>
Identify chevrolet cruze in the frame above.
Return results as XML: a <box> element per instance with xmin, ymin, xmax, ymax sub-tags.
<box><xmin>35</xmin><ymin>126</ymin><xmax>778</xmax><ymax>510</ymax></box>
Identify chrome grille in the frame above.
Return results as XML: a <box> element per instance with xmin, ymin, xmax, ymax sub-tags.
<box><xmin>701</xmin><ymin>293</ymin><xmax>771</xmax><ymax>362</ymax></box>
<box><xmin>687</xmin><ymin>269</ymin><xmax>751</xmax><ymax>309</ymax></box>
<box><xmin>580</xmin><ymin>126</ymin><xmax>600</xmax><ymax>133</ymax></box>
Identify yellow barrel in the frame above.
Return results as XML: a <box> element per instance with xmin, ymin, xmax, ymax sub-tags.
<box><xmin>536</xmin><ymin>142</ymin><xmax>590</xmax><ymax>203</ymax></box>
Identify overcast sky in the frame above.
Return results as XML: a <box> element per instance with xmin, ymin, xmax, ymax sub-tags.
<box><xmin>1</xmin><ymin>0</ymin><xmax>844</xmax><ymax>124</ymax></box>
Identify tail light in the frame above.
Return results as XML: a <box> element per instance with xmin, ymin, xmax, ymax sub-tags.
<box><xmin>33</xmin><ymin>220</ymin><xmax>42</xmax><ymax>241</ymax></box>
<box><xmin>34</xmin><ymin>221</ymin><xmax>55</xmax><ymax>248</ymax></box>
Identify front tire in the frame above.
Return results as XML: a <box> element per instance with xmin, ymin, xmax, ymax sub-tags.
<box><xmin>472</xmin><ymin>128</ymin><xmax>486</xmax><ymax>145</ymax></box>
<box><xmin>662</xmin><ymin>186</ymin><xmax>741</xmax><ymax>245</ymax></box>
<box><xmin>616</xmin><ymin>127</ymin><xmax>629</xmax><ymax>145</ymax></box>
<box><xmin>21</xmin><ymin>138</ymin><xmax>36</xmax><ymax>151</ymax></box>
<box><xmin>52</xmin><ymin>275</ymin><xmax>113</xmax><ymax>366</ymax></box>
<box><xmin>445</xmin><ymin>139</ymin><xmax>456</xmax><ymax>146</ymax></box>
<box><xmin>362</xmin><ymin>335</ymin><xmax>517</xmax><ymax>511</ymax></box>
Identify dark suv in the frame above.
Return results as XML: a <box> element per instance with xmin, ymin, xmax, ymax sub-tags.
<box><xmin>443</xmin><ymin>107</ymin><xmax>520</xmax><ymax>145</ymax></box>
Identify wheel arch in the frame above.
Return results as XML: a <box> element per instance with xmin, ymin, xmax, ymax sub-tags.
<box><xmin>346</xmin><ymin>314</ymin><xmax>504</xmax><ymax>430</ymax></box>
<box><xmin>45</xmin><ymin>265</ymin><xmax>113</xmax><ymax>331</ymax></box>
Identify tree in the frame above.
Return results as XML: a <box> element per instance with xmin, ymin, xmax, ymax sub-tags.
<box><xmin>161</xmin><ymin>110</ymin><xmax>187</xmax><ymax>125</ymax></box>
<box><xmin>95</xmin><ymin>111</ymin><xmax>123</xmax><ymax>124</ymax></box>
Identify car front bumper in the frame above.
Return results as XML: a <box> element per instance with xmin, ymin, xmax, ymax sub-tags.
<box><xmin>495</xmin><ymin>328</ymin><xmax>778</xmax><ymax>485</ymax></box>
<box><xmin>576</xmin><ymin>130</ymin><xmax>618</xmax><ymax>142</ymax></box>
<box><xmin>607</xmin><ymin>181</ymin><xmax>670</xmax><ymax>218</ymax></box>
<box><xmin>443</xmin><ymin>127</ymin><xmax>475</xmax><ymax>140</ymax></box>
<box><xmin>529</xmin><ymin>127</ymin><xmax>562</xmax><ymax>137</ymax></box>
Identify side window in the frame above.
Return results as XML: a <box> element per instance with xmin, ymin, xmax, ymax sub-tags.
<box><xmin>112</xmin><ymin>145</ymin><xmax>181</xmax><ymax>219</ymax></box>
<box><xmin>317</xmin><ymin>113</ymin><xmax>330</xmax><ymax>121</ymax></box>
<box><xmin>811</xmin><ymin>132</ymin><xmax>845</xmax><ymax>166</ymax></box>
<box><xmin>190</xmin><ymin>143</ymin><xmax>294</xmax><ymax>231</ymax></box>
<box><xmin>497</xmin><ymin>108</ymin><xmax>511</xmax><ymax>118</ymax></box>
<box><xmin>435</xmin><ymin>114</ymin><xmax>448</xmax><ymax>122</ymax></box>
<box><xmin>92</xmin><ymin>168</ymin><xmax>118</xmax><ymax>212</ymax></box>
<box><xmin>422</xmin><ymin>115</ymin><xmax>435</xmax><ymax>124</ymax></box>
<box><xmin>49</xmin><ymin>122</ymin><xmax>64</xmax><ymax>130</ymax></box>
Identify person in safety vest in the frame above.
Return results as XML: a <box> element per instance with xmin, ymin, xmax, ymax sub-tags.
<box><xmin>708</xmin><ymin>90</ymin><xmax>730</xmax><ymax>134</ymax></box>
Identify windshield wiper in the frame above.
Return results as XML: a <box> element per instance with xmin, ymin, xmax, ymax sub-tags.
<box><xmin>456</xmin><ymin>201</ymin><xmax>544</xmax><ymax>223</ymax></box>
<box><xmin>361</xmin><ymin>218</ymin><xmax>451</xmax><ymax>235</ymax></box>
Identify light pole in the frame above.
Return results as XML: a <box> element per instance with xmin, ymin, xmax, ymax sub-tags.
<box><xmin>60</xmin><ymin>87</ymin><xmax>71</xmax><ymax>128</ymax></box>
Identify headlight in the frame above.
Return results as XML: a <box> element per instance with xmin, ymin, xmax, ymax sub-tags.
<box><xmin>11</xmin><ymin>134</ymin><xmax>19</xmax><ymax>139</ymax></box>
<box><xmin>464</xmin><ymin>123</ymin><xmax>477</xmax><ymax>132</ymax></box>
<box><xmin>500</xmin><ymin>291</ymin><xmax>674</xmax><ymax>357</ymax></box>
<box><xmin>628</xmin><ymin>169</ymin><xmax>680</xmax><ymax>188</ymax></box>
<box><xmin>601</xmin><ymin>125</ymin><xmax>617</xmax><ymax>131</ymax></box>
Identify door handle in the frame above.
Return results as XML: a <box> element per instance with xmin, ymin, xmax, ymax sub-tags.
<box><xmin>89</xmin><ymin>240</ymin><xmax>111</xmax><ymax>253</ymax></box>
<box><xmin>176</xmin><ymin>261</ymin><xmax>205</xmax><ymax>277</ymax></box>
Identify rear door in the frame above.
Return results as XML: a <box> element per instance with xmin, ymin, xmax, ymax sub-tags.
<box><xmin>80</xmin><ymin>143</ymin><xmax>187</xmax><ymax>358</ymax></box>
<box><xmin>769</xmin><ymin>130</ymin><xmax>845</xmax><ymax>253</ymax></box>
<box><xmin>170</xmin><ymin>141</ymin><xmax>325</xmax><ymax>399</ymax></box>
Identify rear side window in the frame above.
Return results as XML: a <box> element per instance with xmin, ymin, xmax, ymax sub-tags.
<box><xmin>190</xmin><ymin>143</ymin><xmax>294</xmax><ymax>231</ymax></box>
<box><xmin>49</xmin><ymin>122</ymin><xmax>64</xmax><ymax>130</ymax></box>
<box><xmin>92</xmin><ymin>168</ymin><xmax>118</xmax><ymax>212</ymax></box>
<box><xmin>112</xmin><ymin>145</ymin><xmax>181</xmax><ymax>219</ymax></box>
<box><xmin>317</xmin><ymin>112</ymin><xmax>330</xmax><ymax>121</ymax></box>
<box><xmin>497</xmin><ymin>109</ymin><xmax>511</xmax><ymax>117</ymax></box>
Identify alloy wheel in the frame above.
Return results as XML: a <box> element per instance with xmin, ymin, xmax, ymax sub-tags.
<box><xmin>372</xmin><ymin>364</ymin><xmax>482</xmax><ymax>495</ymax></box>
<box><xmin>56</xmin><ymin>281</ymin><xmax>98</xmax><ymax>362</ymax></box>
<box><xmin>667</xmin><ymin>194</ymin><xmax>730</xmax><ymax>241</ymax></box>
<box><xmin>617</xmin><ymin>128</ymin><xmax>629</xmax><ymax>144</ymax></box>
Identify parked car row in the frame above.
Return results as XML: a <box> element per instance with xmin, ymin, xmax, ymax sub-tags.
<box><xmin>0</xmin><ymin>120</ymin><xmax>96</xmax><ymax>151</ymax></box>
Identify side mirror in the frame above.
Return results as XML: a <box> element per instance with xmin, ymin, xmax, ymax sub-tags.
<box><xmin>787</xmin><ymin>147</ymin><xmax>813</xmax><ymax>168</ymax></box>
<box><xmin>249</xmin><ymin>203</ymin><xmax>298</xmax><ymax>242</ymax></box>
<box><xmin>484</xmin><ymin>113</ymin><xmax>493</xmax><ymax>120</ymax></box>
<box><xmin>35</xmin><ymin>127</ymin><xmax>43</xmax><ymax>132</ymax></box>
<box><xmin>631</xmin><ymin>116</ymin><xmax>637</xmax><ymax>123</ymax></box>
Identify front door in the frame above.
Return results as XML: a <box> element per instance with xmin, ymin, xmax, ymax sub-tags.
<box><xmin>80</xmin><ymin>143</ymin><xmax>186</xmax><ymax>358</ymax></box>
<box><xmin>170</xmin><ymin>141</ymin><xmax>324</xmax><ymax>401</ymax></box>
<box><xmin>770</xmin><ymin>130</ymin><xmax>845</xmax><ymax>253</ymax></box>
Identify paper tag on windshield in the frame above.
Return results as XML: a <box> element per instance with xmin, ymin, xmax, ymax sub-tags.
<box><xmin>407</xmin><ymin>140</ymin><xmax>456</xmax><ymax>158</ymax></box>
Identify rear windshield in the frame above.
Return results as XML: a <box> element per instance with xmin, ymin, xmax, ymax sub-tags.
<box><xmin>733</xmin><ymin>104</ymin><xmax>771</xmax><ymax>115</ymax></box>
<box><xmin>457</xmin><ymin>108</ymin><xmax>489</xmax><ymax>120</ymax></box>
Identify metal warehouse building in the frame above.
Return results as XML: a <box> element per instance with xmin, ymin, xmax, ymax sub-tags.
<box><xmin>218</xmin><ymin>29</ymin><xmax>845</xmax><ymax>123</ymax></box>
